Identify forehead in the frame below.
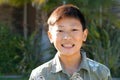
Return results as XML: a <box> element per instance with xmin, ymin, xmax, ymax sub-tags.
<box><xmin>55</xmin><ymin>17</ymin><xmax>82</xmax><ymax>26</ymax></box>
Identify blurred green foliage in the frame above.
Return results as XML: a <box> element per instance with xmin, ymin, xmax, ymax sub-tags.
<box><xmin>0</xmin><ymin>23</ymin><xmax>44</xmax><ymax>75</ymax></box>
<box><xmin>0</xmin><ymin>23</ymin><xmax>23</xmax><ymax>74</ymax></box>
<box><xmin>16</xmin><ymin>30</ymin><xmax>43</xmax><ymax>75</ymax></box>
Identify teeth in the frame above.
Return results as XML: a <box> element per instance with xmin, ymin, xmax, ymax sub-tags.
<box><xmin>64</xmin><ymin>44</ymin><xmax>72</xmax><ymax>47</ymax></box>
<box><xmin>62</xmin><ymin>44</ymin><xmax>74</xmax><ymax>47</ymax></box>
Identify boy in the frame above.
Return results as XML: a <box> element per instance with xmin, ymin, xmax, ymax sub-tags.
<box><xmin>29</xmin><ymin>4</ymin><xmax>112</xmax><ymax>80</ymax></box>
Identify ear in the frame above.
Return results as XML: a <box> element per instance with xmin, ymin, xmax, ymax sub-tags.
<box><xmin>48</xmin><ymin>31</ymin><xmax>53</xmax><ymax>43</ymax></box>
<box><xmin>83</xmin><ymin>29</ymin><xmax>88</xmax><ymax>42</ymax></box>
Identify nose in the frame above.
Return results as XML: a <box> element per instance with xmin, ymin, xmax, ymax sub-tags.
<box><xmin>63</xmin><ymin>32</ymin><xmax>71</xmax><ymax>40</ymax></box>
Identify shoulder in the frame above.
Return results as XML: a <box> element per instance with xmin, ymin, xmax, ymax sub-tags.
<box><xmin>29</xmin><ymin>59</ymin><xmax>53</xmax><ymax>80</ymax></box>
<box><xmin>87</xmin><ymin>58</ymin><xmax>111</xmax><ymax>79</ymax></box>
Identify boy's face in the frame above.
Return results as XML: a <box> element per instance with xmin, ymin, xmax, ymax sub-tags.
<box><xmin>48</xmin><ymin>17</ymin><xmax>88</xmax><ymax>56</ymax></box>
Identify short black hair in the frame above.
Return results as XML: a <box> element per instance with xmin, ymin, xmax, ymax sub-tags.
<box><xmin>47</xmin><ymin>4</ymin><xmax>86</xmax><ymax>31</ymax></box>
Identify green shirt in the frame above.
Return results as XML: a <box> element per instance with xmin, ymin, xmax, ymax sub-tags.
<box><xmin>29</xmin><ymin>51</ymin><xmax>112</xmax><ymax>80</ymax></box>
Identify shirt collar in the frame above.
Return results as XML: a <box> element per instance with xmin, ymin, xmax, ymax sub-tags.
<box><xmin>78</xmin><ymin>50</ymin><xmax>90</xmax><ymax>73</ymax></box>
<box><xmin>51</xmin><ymin>51</ymin><xmax>90</xmax><ymax>73</ymax></box>
<box><xmin>51</xmin><ymin>53</ymin><xmax>63</xmax><ymax>73</ymax></box>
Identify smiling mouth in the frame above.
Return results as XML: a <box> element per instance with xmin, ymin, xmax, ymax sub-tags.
<box><xmin>61</xmin><ymin>44</ymin><xmax>75</xmax><ymax>48</ymax></box>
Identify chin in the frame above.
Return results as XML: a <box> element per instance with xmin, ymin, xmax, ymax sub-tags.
<box><xmin>59</xmin><ymin>52</ymin><xmax>76</xmax><ymax>56</ymax></box>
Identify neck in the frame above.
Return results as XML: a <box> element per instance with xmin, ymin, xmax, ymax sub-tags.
<box><xmin>58</xmin><ymin>52</ymin><xmax>82</xmax><ymax>74</ymax></box>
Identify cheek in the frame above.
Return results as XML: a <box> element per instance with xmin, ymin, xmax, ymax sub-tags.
<box><xmin>56</xmin><ymin>33</ymin><xmax>63</xmax><ymax>38</ymax></box>
<box><xmin>74</xmin><ymin>33</ymin><xmax>83</xmax><ymax>40</ymax></box>
<box><xmin>74</xmin><ymin>36</ymin><xmax>84</xmax><ymax>45</ymax></box>
<box><xmin>52</xmin><ymin>33</ymin><xmax>62</xmax><ymax>42</ymax></box>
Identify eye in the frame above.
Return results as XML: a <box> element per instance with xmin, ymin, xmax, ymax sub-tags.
<box><xmin>57</xmin><ymin>30</ymin><xmax>63</xmax><ymax>32</ymax></box>
<box><xmin>72</xmin><ymin>29</ymin><xmax>79</xmax><ymax>31</ymax></box>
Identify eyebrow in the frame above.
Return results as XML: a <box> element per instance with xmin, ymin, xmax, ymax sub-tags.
<box><xmin>57</xmin><ymin>25</ymin><xmax>64</xmax><ymax>27</ymax></box>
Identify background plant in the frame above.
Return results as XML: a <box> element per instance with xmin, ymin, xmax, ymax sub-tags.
<box><xmin>16</xmin><ymin>29</ymin><xmax>45</xmax><ymax>75</ymax></box>
<box><xmin>0</xmin><ymin>23</ymin><xmax>22</xmax><ymax>75</ymax></box>
<box><xmin>0</xmin><ymin>22</ymin><xmax>46</xmax><ymax>75</ymax></box>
